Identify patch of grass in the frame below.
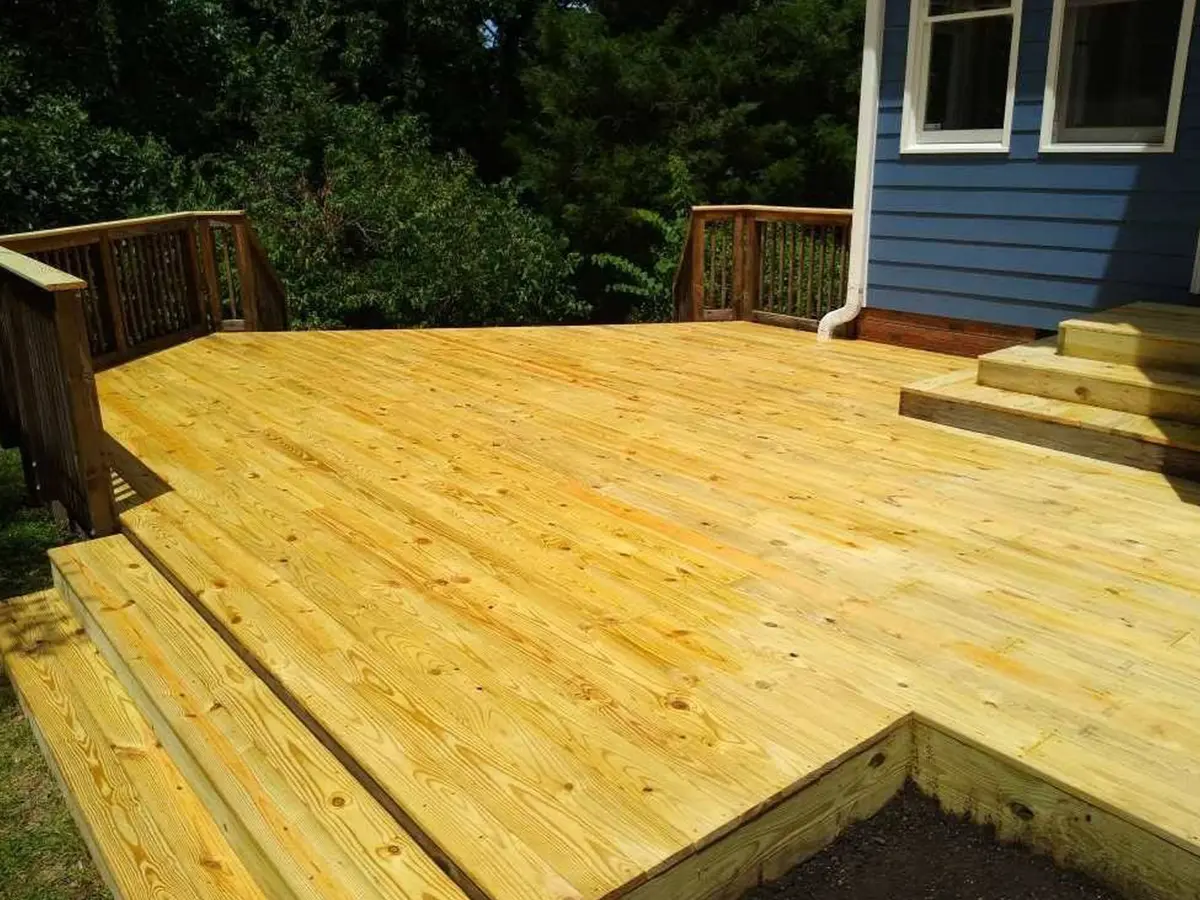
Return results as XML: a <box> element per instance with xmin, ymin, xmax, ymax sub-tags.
<box><xmin>0</xmin><ymin>450</ymin><xmax>70</xmax><ymax>600</ymax></box>
<box><xmin>0</xmin><ymin>448</ymin><xmax>108</xmax><ymax>900</ymax></box>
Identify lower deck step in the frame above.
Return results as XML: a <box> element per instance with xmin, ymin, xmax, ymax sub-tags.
<box><xmin>49</xmin><ymin>536</ymin><xmax>470</xmax><ymax>900</ymax></box>
<box><xmin>0</xmin><ymin>590</ymin><xmax>269</xmax><ymax>900</ymax></box>
<box><xmin>899</xmin><ymin>369</ymin><xmax>1200</xmax><ymax>479</ymax></box>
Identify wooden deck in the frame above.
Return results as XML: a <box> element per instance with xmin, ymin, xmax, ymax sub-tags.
<box><xmin>92</xmin><ymin>322</ymin><xmax>1200</xmax><ymax>899</ymax></box>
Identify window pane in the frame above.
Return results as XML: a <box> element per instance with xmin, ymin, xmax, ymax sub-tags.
<box><xmin>1059</xmin><ymin>0</ymin><xmax>1183</xmax><ymax>134</ymax></box>
<box><xmin>929</xmin><ymin>0</ymin><xmax>1010</xmax><ymax>16</ymax></box>
<box><xmin>923</xmin><ymin>15</ymin><xmax>1013</xmax><ymax>131</ymax></box>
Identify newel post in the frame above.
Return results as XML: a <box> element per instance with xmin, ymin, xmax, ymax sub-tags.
<box><xmin>735</xmin><ymin>210</ymin><xmax>760</xmax><ymax>320</ymax></box>
<box><xmin>53</xmin><ymin>289</ymin><xmax>116</xmax><ymax>536</ymax></box>
<box><xmin>233</xmin><ymin>221</ymin><xmax>259</xmax><ymax>330</ymax></box>
<box><xmin>689</xmin><ymin>213</ymin><xmax>705</xmax><ymax>321</ymax></box>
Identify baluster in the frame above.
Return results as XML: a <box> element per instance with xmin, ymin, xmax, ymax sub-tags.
<box><xmin>233</xmin><ymin>222</ymin><xmax>259</xmax><ymax>330</ymax></box>
<box><xmin>689</xmin><ymin>215</ymin><xmax>705</xmax><ymax>321</ymax></box>
<box><xmin>198</xmin><ymin>222</ymin><xmax>223</xmax><ymax>328</ymax></box>
<box><xmin>98</xmin><ymin>234</ymin><xmax>129</xmax><ymax>352</ymax></box>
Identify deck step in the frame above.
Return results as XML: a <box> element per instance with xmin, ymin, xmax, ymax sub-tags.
<box><xmin>900</xmin><ymin>369</ymin><xmax>1200</xmax><ymax>479</ymax></box>
<box><xmin>48</xmin><ymin>536</ymin><xmax>470</xmax><ymax>900</ymax></box>
<box><xmin>1059</xmin><ymin>301</ymin><xmax>1200</xmax><ymax>373</ymax></box>
<box><xmin>978</xmin><ymin>340</ymin><xmax>1200</xmax><ymax>424</ymax></box>
<box><xmin>0</xmin><ymin>590</ymin><xmax>269</xmax><ymax>900</ymax></box>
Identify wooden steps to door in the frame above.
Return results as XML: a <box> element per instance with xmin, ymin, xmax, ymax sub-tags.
<box><xmin>978</xmin><ymin>340</ymin><xmax>1200</xmax><ymax>423</ymax></box>
<box><xmin>901</xmin><ymin>302</ymin><xmax>1200</xmax><ymax>477</ymax></box>
<box><xmin>0</xmin><ymin>589</ymin><xmax>270</xmax><ymax>900</ymax></box>
<box><xmin>1059</xmin><ymin>301</ymin><xmax>1200</xmax><ymax>373</ymax></box>
<box><xmin>42</xmin><ymin>535</ymin><xmax>470</xmax><ymax>900</ymax></box>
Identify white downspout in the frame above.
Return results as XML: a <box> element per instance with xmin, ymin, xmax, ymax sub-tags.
<box><xmin>819</xmin><ymin>0</ymin><xmax>887</xmax><ymax>340</ymax></box>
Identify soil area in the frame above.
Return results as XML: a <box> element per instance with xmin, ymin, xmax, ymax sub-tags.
<box><xmin>743</xmin><ymin>781</ymin><xmax>1125</xmax><ymax>900</ymax></box>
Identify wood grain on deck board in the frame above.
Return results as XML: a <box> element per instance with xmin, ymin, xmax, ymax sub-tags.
<box><xmin>0</xmin><ymin>590</ymin><xmax>269</xmax><ymax>900</ymax></box>
<box><xmin>97</xmin><ymin>323</ymin><xmax>1200</xmax><ymax>900</ymax></box>
<box><xmin>49</xmin><ymin>535</ymin><xmax>472</xmax><ymax>900</ymax></box>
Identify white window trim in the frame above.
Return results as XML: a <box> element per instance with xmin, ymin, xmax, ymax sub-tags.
<box><xmin>900</xmin><ymin>0</ymin><xmax>1024</xmax><ymax>154</ymax></box>
<box><xmin>1040</xmin><ymin>0</ymin><xmax>1197</xmax><ymax>154</ymax></box>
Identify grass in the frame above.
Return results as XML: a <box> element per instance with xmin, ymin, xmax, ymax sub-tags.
<box><xmin>0</xmin><ymin>448</ymin><xmax>108</xmax><ymax>900</ymax></box>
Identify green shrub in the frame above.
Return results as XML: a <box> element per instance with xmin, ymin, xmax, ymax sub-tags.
<box><xmin>206</xmin><ymin>103</ymin><xmax>585</xmax><ymax>329</ymax></box>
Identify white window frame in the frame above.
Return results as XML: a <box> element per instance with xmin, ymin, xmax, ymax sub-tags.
<box><xmin>901</xmin><ymin>0</ymin><xmax>1024</xmax><ymax>154</ymax></box>
<box><xmin>1040</xmin><ymin>0</ymin><xmax>1197</xmax><ymax>153</ymax></box>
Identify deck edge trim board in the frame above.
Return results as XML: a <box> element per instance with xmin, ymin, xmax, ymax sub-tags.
<box><xmin>619</xmin><ymin>718</ymin><xmax>912</xmax><ymax>900</ymax></box>
<box><xmin>912</xmin><ymin>715</ymin><xmax>1200</xmax><ymax>900</ymax></box>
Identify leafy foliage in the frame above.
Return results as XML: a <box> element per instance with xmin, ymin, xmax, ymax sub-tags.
<box><xmin>516</xmin><ymin>0</ymin><xmax>862</xmax><ymax>319</ymax></box>
<box><xmin>209</xmin><ymin>103</ymin><xmax>583</xmax><ymax>328</ymax></box>
<box><xmin>592</xmin><ymin>155</ymin><xmax>696</xmax><ymax>322</ymax></box>
<box><xmin>0</xmin><ymin>0</ymin><xmax>861</xmax><ymax>326</ymax></box>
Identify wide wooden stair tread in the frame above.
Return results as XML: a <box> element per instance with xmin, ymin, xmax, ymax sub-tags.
<box><xmin>46</xmin><ymin>535</ymin><xmax>470</xmax><ymax>900</ymax></box>
<box><xmin>0</xmin><ymin>589</ymin><xmax>268</xmax><ymax>900</ymax></box>
<box><xmin>1059</xmin><ymin>301</ymin><xmax>1200</xmax><ymax>373</ymax></box>
<box><xmin>978</xmin><ymin>340</ymin><xmax>1200</xmax><ymax>423</ymax></box>
<box><xmin>901</xmin><ymin>302</ymin><xmax>1200</xmax><ymax>477</ymax></box>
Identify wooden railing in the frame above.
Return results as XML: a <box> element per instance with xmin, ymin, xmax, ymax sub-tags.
<box><xmin>0</xmin><ymin>211</ymin><xmax>287</xmax><ymax>370</ymax></box>
<box><xmin>0</xmin><ymin>249</ymin><xmax>115</xmax><ymax>535</ymax></box>
<box><xmin>0</xmin><ymin>211</ymin><xmax>286</xmax><ymax>535</ymax></box>
<box><xmin>673</xmin><ymin>205</ymin><xmax>852</xmax><ymax>328</ymax></box>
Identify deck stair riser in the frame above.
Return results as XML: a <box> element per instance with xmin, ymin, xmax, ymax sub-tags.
<box><xmin>48</xmin><ymin>537</ymin><xmax>470</xmax><ymax>900</ymax></box>
<box><xmin>977</xmin><ymin>341</ymin><xmax>1200</xmax><ymax>424</ymax></box>
<box><xmin>1059</xmin><ymin>302</ymin><xmax>1200</xmax><ymax>374</ymax></box>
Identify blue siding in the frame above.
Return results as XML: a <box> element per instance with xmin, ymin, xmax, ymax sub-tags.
<box><xmin>867</xmin><ymin>0</ymin><xmax>1200</xmax><ymax>329</ymax></box>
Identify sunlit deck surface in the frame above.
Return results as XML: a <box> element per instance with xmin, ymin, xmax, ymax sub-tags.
<box><xmin>97</xmin><ymin>322</ymin><xmax>1200</xmax><ymax>900</ymax></box>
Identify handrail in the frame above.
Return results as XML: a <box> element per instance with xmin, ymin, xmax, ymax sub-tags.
<box><xmin>0</xmin><ymin>211</ymin><xmax>247</xmax><ymax>249</ymax></box>
<box><xmin>0</xmin><ymin>210</ymin><xmax>288</xmax><ymax>536</ymax></box>
<box><xmin>674</xmin><ymin>205</ymin><xmax>853</xmax><ymax>328</ymax></box>
<box><xmin>0</xmin><ymin>247</ymin><xmax>88</xmax><ymax>291</ymax></box>
<box><xmin>0</xmin><ymin>250</ymin><xmax>115</xmax><ymax>535</ymax></box>
<box><xmin>0</xmin><ymin>211</ymin><xmax>287</xmax><ymax>369</ymax></box>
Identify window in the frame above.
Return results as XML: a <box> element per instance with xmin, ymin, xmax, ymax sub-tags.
<box><xmin>902</xmin><ymin>0</ymin><xmax>1023</xmax><ymax>152</ymax></box>
<box><xmin>1042</xmin><ymin>0</ymin><xmax>1196</xmax><ymax>152</ymax></box>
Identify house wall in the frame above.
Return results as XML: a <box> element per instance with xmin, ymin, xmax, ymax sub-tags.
<box><xmin>867</xmin><ymin>0</ymin><xmax>1200</xmax><ymax>330</ymax></box>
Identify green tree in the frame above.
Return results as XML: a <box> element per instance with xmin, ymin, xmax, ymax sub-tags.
<box><xmin>592</xmin><ymin>155</ymin><xmax>695</xmax><ymax>322</ymax></box>
<box><xmin>200</xmin><ymin>6</ymin><xmax>584</xmax><ymax>327</ymax></box>
<box><xmin>514</xmin><ymin>0</ymin><xmax>862</xmax><ymax>320</ymax></box>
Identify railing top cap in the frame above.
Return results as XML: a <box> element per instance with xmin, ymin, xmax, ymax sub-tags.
<box><xmin>0</xmin><ymin>210</ymin><xmax>247</xmax><ymax>245</ymax></box>
<box><xmin>0</xmin><ymin>246</ymin><xmax>86</xmax><ymax>292</ymax></box>
<box><xmin>691</xmin><ymin>204</ymin><xmax>853</xmax><ymax>217</ymax></box>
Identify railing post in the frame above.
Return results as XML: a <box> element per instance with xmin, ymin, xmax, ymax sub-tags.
<box><xmin>233</xmin><ymin>221</ymin><xmax>259</xmax><ymax>330</ymax></box>
<box><xmin>97</xmin><ymin>233</ymin><xmax>129</xmax><ymax>353</ymax></box>
<box><xmin>731</xmin><ymin>213</ymin><xmax>744</xmax><ymax>317</ymax></box>
<box><xmin>52</xmin><ymin>289</ymin><xmax>116</xmax><ymax>536</ymax></box>
<box><xmin>739</xmin><ymin>213</ymin><xmax>758</xmax><ymax>321</ymax></box>
<box><xmin>181</xmin><ymin>222</ymin><xmax>207</xmax><ymax>330</ymax></box>
<box><xmin>733</xmin><ymin>211</ymin><xmax>760</xmax><ymax>320</ymax></box>
<box><xmin>197</xmin><ymin>221</ymin><xmax>224</xmax><ymax>329</ymax></box>
<box><xmin>689</xmin><ymin>214</ymin><xmax>705</xmax><ymax>322</ymax></box>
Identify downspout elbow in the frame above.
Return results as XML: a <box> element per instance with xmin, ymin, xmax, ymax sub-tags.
<box><xmin>817</xmin><ymin>285</ymin><xmax>863</xmax><ymax>341</ymax></box>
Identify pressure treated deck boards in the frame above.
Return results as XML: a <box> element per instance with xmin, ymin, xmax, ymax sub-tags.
<box><xmin>0</xmin><ymin>590</ymin><xmax>269</xmax><ymax>900</ymax></box>
<box><xmin>96</xmin><ymin>323</ymin><xmax>1200</xmax><ymax>900</ymax></box>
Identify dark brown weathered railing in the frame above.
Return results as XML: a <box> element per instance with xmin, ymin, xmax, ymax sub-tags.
<box><xmin>0</xmin><ymin>248</ymin><xmax>115</xmax><ymax>535</ymax></box>
<box><xmin>0</xmin><ymin>211</ymin><xmax>287</xmax><ymax>370</ymax></box>
<box><xmin>673</xmin><ymin>205</ymin><xmax>852</xmax><ymax>328</ymax></box>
